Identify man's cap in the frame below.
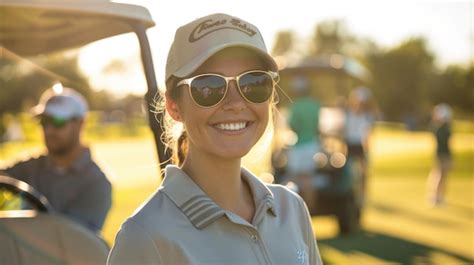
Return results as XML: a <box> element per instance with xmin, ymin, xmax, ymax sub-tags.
<box><xmin>165</xmin><ymin>13</ymin><xmax>278</xmax><ymax>84</ymax></box>
<box><xmin>32</xmin><ymin>87</ymin><xmax>88</xmax><ymax>119</ymax></box>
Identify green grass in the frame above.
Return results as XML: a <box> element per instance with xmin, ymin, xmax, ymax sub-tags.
<box><xmin>315</xmin><ymin>177</ymin><xmax>473</xmax><ymax>264</ymax></box>
<box><xmin>369</xmin><ymin>125</ymin><xmax>473</xmax><ymax>179</ymax></box>
<box><xmin>313</xmin><ymin>124</ymin><xmax>474</xmax><ymax>264</ymax></box>
<box><xmin>1</xmin><ymin>121</ymin><xmax>473</xmax><ymax>264</ymax></box>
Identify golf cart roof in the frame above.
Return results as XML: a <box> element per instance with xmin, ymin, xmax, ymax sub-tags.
<box><xmin>281</xmin><ymin>54</ymin><xmax>370</xmax><ymax>82</ymax></box>
<box><xmin>1</xmin><ymin>0</ymin><xmax>171</xmax><ymax>170</ymax></box>
<box><xmin>0</xmin><ymin>0</ymin><xmax>155</xmax><ymax>56</ymax></box>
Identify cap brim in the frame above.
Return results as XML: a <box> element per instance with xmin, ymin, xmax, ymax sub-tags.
<box><xmin>30</xmin><ymin>103</ymin><xmax>81</xmax><ymax>120</ymax></box>
<box><xmin>30</xmin><ymin>104</ymin><xmax>45</xmax><ymax>117</ymax></box>
<box><xmin>171</xmin><ymin>43</ymin><xmax>278</xmax><ymax>80</ymax></box>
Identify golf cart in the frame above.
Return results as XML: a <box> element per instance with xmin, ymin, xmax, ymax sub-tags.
<box><xmin>272</xmin><ymin>55</ymin><xmax>369</xmax><ymax>235</ymax></box>
<box><xmin>0</xmin><ymin>174</ymin><xmax>110</xmax><ymax>264</ymax></box>
<box><xmin>0</xmin><ymin>1</ymin><xmax>170</xmax><ymax>264</ymax></box>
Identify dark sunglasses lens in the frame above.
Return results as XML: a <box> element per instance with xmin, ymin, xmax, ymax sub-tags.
<box><xmin>239</xmin><ymin>72</ymin><xmax>273</xmax><ymax>103</ymax></box>
<box><xmin>190</xmin><ymin>75</ymin><xmax>227</xmax><ymax>107</ymax></box>
<box><xmin>40</xmin><ymin>116</ymin><xmax>68</xmax><ymax>128</ymax></box>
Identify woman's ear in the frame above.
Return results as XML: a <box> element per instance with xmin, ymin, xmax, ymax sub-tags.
<box><xmin>166</xmin><ymin>96</ymin><xmax>182</xmax><ymax>121</ymax></box>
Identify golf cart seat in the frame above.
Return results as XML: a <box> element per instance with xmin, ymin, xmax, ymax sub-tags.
<box><xmin>0</xmin><ymin>175</ymin><xmax>109</xmax><ymax>265</ymax></box>
<box><xmin>0</xmin><ymin>213</ymin><xmax>109</xmax><ymax>265</ymax></box>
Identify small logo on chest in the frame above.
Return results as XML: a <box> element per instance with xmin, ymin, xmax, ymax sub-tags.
<box><xmin>297</xmin><ymin>249</ymin><xmax>306</xmax><ymax>264</ymax></box>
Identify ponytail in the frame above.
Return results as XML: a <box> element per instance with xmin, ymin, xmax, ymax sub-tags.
<box><xmin>159</xmin><ymin>76</ymin><xmax>189</xmax><ymax>167</ymax></box>
<box><xmin>175</xmin><ymin>130</ymin><xmax>188</xmax><ymax>166</ymax></box>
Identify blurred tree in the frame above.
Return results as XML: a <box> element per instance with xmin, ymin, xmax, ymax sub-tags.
<box><xmin>89</xmin><ymin>89</ymin><xmax>115</xmax><ymax>112</ymax></box>
<box><xmin>271</xmin><ymin>19</ymin><xmax>472</xmax><ymax>122</ymax></box>
<box><xmin>466</xmin><ymin>64</ymin><xmax>474</xmax><ymax>112</ymax></box>
<box><xmin>429</xmin><ymin>64</ymin><xmax>474</xmax><ymax>115</ymax></box>
<box><xmin>0</xmin><ymin>50</ymin><xmax>92</xmax><ymax>116</ymax></box>
<box><xmin>272</xmin><ymin>30</ymin><xmax>295</xmax><ymax>57</ymax></box>
<box><xmin>365</xmin><ymin>38</ymin><xmax>435</xmax><ymax>122</ymax></box>
<box><xmin>309</xmin><ymin>19</ymin><xmax>354</xmax><ymax>56</ymax></box>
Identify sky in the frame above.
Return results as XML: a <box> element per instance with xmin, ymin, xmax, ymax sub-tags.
<box><xmin>78</xmin><ymin>0</ymin><xmax>473</xmax><ymax>97</ymax></box>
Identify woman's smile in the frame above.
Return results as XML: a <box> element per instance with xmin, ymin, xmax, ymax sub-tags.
<box><xmin>213</xmin><ymin>121</ymin><xmax>248</xmax><ymax>131</ymax></box>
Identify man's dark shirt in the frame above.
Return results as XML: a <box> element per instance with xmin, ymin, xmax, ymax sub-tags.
<box><xmin>3</xmin><ymin>148</ymin><xmax>112</xmax><ymax>233</ymax></box>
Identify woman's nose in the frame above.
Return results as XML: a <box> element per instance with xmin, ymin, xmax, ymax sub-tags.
<box><xmin>221</xmin><ymin>80</ymin><xmax>246</xmax><ymax>111</ymax></box>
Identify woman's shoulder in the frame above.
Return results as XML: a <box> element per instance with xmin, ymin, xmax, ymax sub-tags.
<box><xmin>241</xmin><ymin>167</ymin><xmax>306</xmax><ymax>211</ymax></box>
<box><xmin>264</xmin><ymin>183</ymin><xmax>311</xmax><ymax>227</ymax></box>
<box><xmin>265</xmin><ymin>183</ymin><xmax>307</xmax><ymax>209</ymax></box>
<box><xmin>265</xmin><ymin>182</ymin><xmax>296</xmax><ymax>195</ymax></box>
<box><xmin>123</xmin><ymin>187</ymin><xmax>181</xmax><ymax>232</ymax></box>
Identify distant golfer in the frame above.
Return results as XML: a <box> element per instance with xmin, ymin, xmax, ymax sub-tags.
<box><xmin>427</xmin><ymin>103</ymin><xmax>453</xmax><ymax>206</ymax></box>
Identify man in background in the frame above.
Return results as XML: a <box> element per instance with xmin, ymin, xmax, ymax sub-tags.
<box><xmin>1</xmin><ymin>86</ymin><xmax>112</xmax><ymax>233</ymax></box>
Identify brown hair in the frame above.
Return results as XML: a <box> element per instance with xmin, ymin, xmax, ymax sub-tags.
<box><xmin>156</xmin><ymin>77</ymin><xmax>188</xmax><ymax>167</ymax></box>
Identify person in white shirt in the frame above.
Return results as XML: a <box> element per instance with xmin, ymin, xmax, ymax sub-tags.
<box><xmin>344</xmin><ymin>86</ymin><xmax>376</xmax><ymax>206</ymax></box>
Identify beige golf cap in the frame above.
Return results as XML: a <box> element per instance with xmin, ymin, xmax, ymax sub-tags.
<box><xmin>32</xmin><ymin>86</ymin><xmax>88</xmax><ymax>120</ymax></box>
<box><xmin>165</xmin><ymin>13</ymin><xmax>278</xmax><ymax>84</ymax></box>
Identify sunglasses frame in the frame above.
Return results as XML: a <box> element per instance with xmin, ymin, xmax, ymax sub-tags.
<box><xmin>177</xmin><ymin>70</ymin><xmax>279</xmax><ymax>108</ymax></box>
<box><xmin>39</xmin><ymin>116</ymin><xmax>75</xmax><ymax>129</ymax></box>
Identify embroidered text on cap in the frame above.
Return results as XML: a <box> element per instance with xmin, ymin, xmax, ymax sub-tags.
<box><xmin>189</xmin><ymin>18</ymin><xmax>257</xmax><ymax>42</ymax></box>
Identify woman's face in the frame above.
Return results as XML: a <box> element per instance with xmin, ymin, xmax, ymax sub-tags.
<box><xmin>171</xmin><ymin>48</ymin><xmax>271</xmax><ymax>161</ymax></box>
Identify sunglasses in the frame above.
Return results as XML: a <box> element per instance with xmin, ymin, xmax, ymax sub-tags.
<box><xmin>40</xmin><ymin>116</ymin><xmax>72</xmax><ymax>128</ymax></box>
<box><xmin>177</xmin><ymin>70</ymin><xmax>279</xmax><ymax>107</ymax></box>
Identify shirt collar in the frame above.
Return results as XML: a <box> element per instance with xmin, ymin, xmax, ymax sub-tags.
<box><xmin>161</xmin><ymin>165</ymin><xmax>277</xmax><ymax>230</ymax></box>
<box><xmin>240</xmin><ymin>167</ymin><xmax>277</xmax><ymax>217</ymax></box>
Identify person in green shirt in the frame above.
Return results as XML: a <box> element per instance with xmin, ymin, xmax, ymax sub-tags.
<box><xmin>287</xmin><ymin>77</ymin><xmax>321</xmax><ymax>212</ymax></box>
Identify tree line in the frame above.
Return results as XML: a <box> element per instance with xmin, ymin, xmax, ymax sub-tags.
<box><xmin>271</xmin><ymin>20</ymin><xmax>473</xmax><ymax>124</ymax></box>
<box><xmin>1</xmin><ymin>19</ymin><xmax>472</xmax><ymax>128</ymax></box>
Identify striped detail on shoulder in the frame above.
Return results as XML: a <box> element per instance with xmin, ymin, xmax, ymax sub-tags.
<box><xmin>179</xmin><ymin>195</ymin><xmax>225</xmax><ymax>229</ymax></box>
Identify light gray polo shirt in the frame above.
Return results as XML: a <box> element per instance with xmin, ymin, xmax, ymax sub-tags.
<box><xmin>108</xmin><ymin>165</ymin><xmax>322</xmax><ymax>265</ymax></box>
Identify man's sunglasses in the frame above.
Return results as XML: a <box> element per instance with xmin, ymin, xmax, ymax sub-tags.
<box><xmin>177</xmin><ymin>70</ymin><xmax>279</xmax><ymax>107</ymax></box>
<box><xmin>40</xmin><ymin>116</ymin><xmax>73</xmax><ymax>128</ymax></box>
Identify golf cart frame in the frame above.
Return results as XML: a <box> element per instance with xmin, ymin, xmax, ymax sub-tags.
<box><xmin>1</xmin><ymin>0</ymin><xmax>171</xmax><ymax>172</ymax></box>
<box><xmin>1</xmin><ymin>1</ymin><xmax>169</xmax><ymax>264</ymax></box>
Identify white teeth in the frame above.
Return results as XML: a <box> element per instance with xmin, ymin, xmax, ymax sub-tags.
<box><xmin>215</xmin><ymin>122</ymin><xmax>247</xmax><ymax>131</ymax></box>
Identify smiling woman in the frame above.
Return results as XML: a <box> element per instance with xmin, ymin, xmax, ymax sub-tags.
<box><xmin>107</xmin><ymin>13</ymin><xmax>323</xmax><ymax>265</ymax></box>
